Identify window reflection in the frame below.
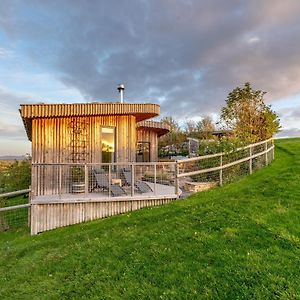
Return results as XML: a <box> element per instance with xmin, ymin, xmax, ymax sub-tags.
<box><xmin>136</xmin><ymin>142</ymin><xmax>150</xmax><ymax>162</ymax></box>
<box><xmin>101</xmin><ymin>127</ymin><xmax>115</xmax><ymax>163</ymax></box>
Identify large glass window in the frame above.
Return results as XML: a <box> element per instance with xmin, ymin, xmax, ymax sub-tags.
<box><xmin>136</xmin><ymin>142</ymin><xmax>150</xmax><ymax>162</ymax></box>
<box><xmin>101</xmin><ymin>127</ymin><xmax>115</xmax><ymax>163</ymax></box>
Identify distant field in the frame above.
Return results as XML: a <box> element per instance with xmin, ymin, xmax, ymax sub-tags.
<box><xmin>0</xmin><ymin>161</ymin><xmax>11</xmax><ymax>167</ymax></box>
<box><xmin>0</xmin><ymin>156</ymin><xmax>26</xmax><ymax>161</ymax></box>
<box><xmin>0</xmin><ymin>161</ymin><xmax>14</xmax><ymax>173</ymax></box>
<box><xmin>0</xmin><ymin>138</ymin><xmax>299</xmax><ymax>299</ymax></box>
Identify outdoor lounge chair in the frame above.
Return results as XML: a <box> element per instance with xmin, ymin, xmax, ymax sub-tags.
<box><xmin>121</xmin><ymin>169</ymin><xmax>152</xmax><ymax>193</ymax></box>
<box><xmin>93</xmin><ymin>173</ymin><xmax>127</xmax><ymax>197</ymax></box>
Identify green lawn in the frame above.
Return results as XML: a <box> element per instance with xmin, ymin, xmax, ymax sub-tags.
<box><xmin>1</xmin><ymin>138</ymin><xmax>300</xmax><ymax>299</ymax></box>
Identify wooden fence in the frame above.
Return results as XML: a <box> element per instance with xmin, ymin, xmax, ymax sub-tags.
<box><xmin>1</xmin><ymin>138</ymin><xmax>275</xmax><ymax>234</ymax></box>
<box><xmin>0</xmin><ymin>189</ymin><xmax>30</xmax><ymax>231</ymax></box>
<box><xmin>177</xmin><ymin>138</ymin><xmax>274</xmax><ymax>186</ymax></box>
<box><xmin>0</xmin><ymin>189</ymin><xmax>30</xmax><ymax>212</ymax></box>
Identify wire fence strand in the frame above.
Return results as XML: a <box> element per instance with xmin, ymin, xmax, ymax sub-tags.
<box><xmin>0</xmin><ymin>194</ymin><xmax>29</xmax><ymax>231</ymax></box>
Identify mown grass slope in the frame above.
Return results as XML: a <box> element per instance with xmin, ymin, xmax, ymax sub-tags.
<box><xmin>0</xmin><ymin>138</ymin><xmax>300</xmax><ymax>299</ymax></box>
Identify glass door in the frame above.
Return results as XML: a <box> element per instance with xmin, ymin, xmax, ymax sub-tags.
<box><xmin>136</xmin><ymin>142</ymin><xmax>150</xmax><ymax>162</ymax></box>
<box><xmin>101</xmin><ymin>127</ymin><xmax>115</xmax><ymax>163</ymax></box>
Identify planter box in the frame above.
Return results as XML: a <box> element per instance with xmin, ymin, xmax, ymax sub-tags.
<box><xmin>71</xmin><ymin>182</ymin><xmax>85</xmax><ymax>193</ymax></box>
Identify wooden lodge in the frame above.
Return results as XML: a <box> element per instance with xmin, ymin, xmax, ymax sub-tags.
<box><xmin>19</xmin><ymin>99</ymin><xmax>275</xmax><ymax>235</ymax></box>
<box><xmin>20</xmin><ymin>101</ymin><xmax>179</xmax><ymax>234</ymax></box>
<box><xmin>20</xmin><ymin>102</ymin><xmax>170</xmax><ymax>164</ymax></box>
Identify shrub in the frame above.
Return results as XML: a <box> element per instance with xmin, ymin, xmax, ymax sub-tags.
<box><xmin>0</xmin><ymin>160</ymin><xmax>31</xmax><ymax>193</ymax></box>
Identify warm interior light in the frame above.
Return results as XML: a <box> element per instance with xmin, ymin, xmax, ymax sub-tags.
<box><xmin>102</xmin><ymin>127</ymin><xmax>114</xmax><ymax>134</ymax></box>
<box><xmin>102</xmin><ymin>140</ymin><xmax>114</xmax><ymax>152</ymax></box>
<box><xmin>101</xmin><ymin>127</ymin><xmax>115</xmax><ymax>155</ymax></box>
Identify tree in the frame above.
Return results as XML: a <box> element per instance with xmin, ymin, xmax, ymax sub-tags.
<box><xmin>184</xmin><ymin>120</ymin><xmax>197</xmax><ymax>138</ymax></box>
<box><xmin>196</xmin><ymin>116</ymin><xmax>216</xmax><ymax>139</ymax></box>
<box><xmin>160</xmin><ymin>116</ymin><xmax>180</xmax><ymax>132</ymax></box>
<box><xmin>0</xmin><ymin>159</ymin><xmax>31</xmax><ymax>193</ymax></box>
<box><xmin>220</xmin><ymin>82</ymin><xmax>280</xmax><ymax>143</ymax></box>
<box><xmin>158</xmin><ymin>116</ymin><xmax>186</xmax><ymax>148</ymax></box>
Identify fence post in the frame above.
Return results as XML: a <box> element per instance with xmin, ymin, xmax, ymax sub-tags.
<box><xmin>84</xmin><ymin>164</ymin><xmax>88</xmax><ymax>196</ymax></box>
<box><xmin>154</xmin><ymin>163</ymin><xmax>157</xmax><ymax>196</ymax></box>
<box><xmin>265</xmin><ymin>141</ymin><xmax>268</xmax><ymax>165</ymax></box>
<box><xmin>131</xmin><ymin>164</ymin><xmax>135</xmax><ymax>197</ymax></box>
<box><xmin>249</xmin><ymin>146</ymin><xmax>253</xmax><ymax>174</ymax></box>
<box><xmin>272</xmin><ymin>138</ymin><xmax>275</xmax><ymax>161</ymax></box>
<box><xmin>219</xmin><ymin>155</ymin><xmax>223</xmax><ymax>186</ymax></box>
<box><xmin>175</xmin><ymin>162</ymin><xmax>179</xmax><ymax>197</ymax></box>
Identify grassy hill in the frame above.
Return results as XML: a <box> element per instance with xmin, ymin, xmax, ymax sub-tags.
<box><xmin>1</xmin><ymin>138</ymin><xmax>300</xmax><ymax>299</ymax></box>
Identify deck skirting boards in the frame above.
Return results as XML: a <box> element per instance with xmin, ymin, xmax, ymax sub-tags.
<box><xmin>30</xmin><ymin>198</ymin><xmax>176</xmax><ymax>235</ymax></box>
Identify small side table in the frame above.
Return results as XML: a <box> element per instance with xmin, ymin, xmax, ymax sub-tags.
<box><xmin>111</xmin><ymin>178</ymin><xmax>122</xmax><ymax>186</ymax></box>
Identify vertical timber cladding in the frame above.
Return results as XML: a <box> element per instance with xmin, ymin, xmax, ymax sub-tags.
<box><xmin>116</xmin><ymin>115</ymin><xmax>136</xmax><ymax>163</ymax></box>
<box><xmin>31</xmin><ymin>115</ymin><xmax>137</xmax><ymax>163</ymax></box>
<box><xmin>136</xmin><ymin>128</ymin><xmax>158</xmax><ymax>161</ymax></box>
<box><xmin>31</xmin><ymin>115</ymin><xmax>137</xmax><ymax>195</ymax></box>
<box><xmin>30</xmin><ymin>198</ymin><xmax>175</xmax><ymax>235</ymax></box>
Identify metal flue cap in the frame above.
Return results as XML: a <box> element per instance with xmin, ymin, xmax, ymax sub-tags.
<box><xmin>117</xmin><ymin>84</ymin><xmax>125</xmax><ymax>92</ymax></box>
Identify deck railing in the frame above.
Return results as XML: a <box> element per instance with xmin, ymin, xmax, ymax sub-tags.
<box><xmin>31</xmin><ymin>161</ymin><xmax>178</xmax><ymax>202</ymax></box>
<box><xmin>31</xmin><ymin>138</ymin><xmax>274</xmax><ymax>203</ymax></box>
<box><xmin>2</xmin><ymin>138</ymin><xmax>275</xmax><ymax>234</ymax></box>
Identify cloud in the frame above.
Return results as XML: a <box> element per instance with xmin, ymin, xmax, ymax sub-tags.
<box><xmin>290</xmin><ymin>107</ymin><xmax>300</xmax><ymax>119</ymax></box>
<box><xmin>0</xmin><ymin>86</ymin><xmax>31</xmax><ymax>112</ymax></box>
<box><xmin>0</xmin><ymin>87</ymin><xmax>32</xmax><ymax>140</ymax></box>
<box><xmin>0</xmin><ymin>119</ymin><xmax>25</xmax><ymax>139</ymax></box>
<box><xmin>1</xmin><ymin>0</ymin><xmax>300</xmax><ymax>122</ymax></box>
<box><xmin>0</xmin><ymin>47</ymin><xmax>14</xmax><ymax>59</ymax></box>
<box><xmin>278</xmin><ymin>104</ymin><xmax>300</xmax><ymax>121</ymax></box>
<box><xmin>276</xmin><ymin>128</ymin><xmax>300</xmax><ymax>138</ymax></box>
<box><xmin>247</xmin><ymin>37</ymin><xmax>260</xmax><ymax>44</ymax></box>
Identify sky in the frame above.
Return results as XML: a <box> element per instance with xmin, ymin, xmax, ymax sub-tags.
<box><xmin>0</xmin><ymin>0</ymin><xmax>300</xmax><ymax>156</ymax></box>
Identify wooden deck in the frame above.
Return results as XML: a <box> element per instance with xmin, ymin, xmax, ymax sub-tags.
<box><xmin>31</xmin><ymin>182</ymin><xmax>179</xmax><ymax>204</ymax></box>
<box><xmin>30</xmin><ymin>182</ymin><xmax>180</xmax><ymax>235</ymax></box>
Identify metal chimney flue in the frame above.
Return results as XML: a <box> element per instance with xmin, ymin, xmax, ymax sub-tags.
<box><xmin>117</xmin><ymin>84</ymin><xmax>125</xmax><ymax>103</ymax></box>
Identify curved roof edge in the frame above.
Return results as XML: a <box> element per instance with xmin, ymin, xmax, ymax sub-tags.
<box><xmin>137</xmin><ymin>120</ymin><xmax>170</xmax><ymax>137</ymax></box>
<box><xmin>20</xmin><ymin>102</ymin><xmax>160</xmax><ymax>141</ymax></box>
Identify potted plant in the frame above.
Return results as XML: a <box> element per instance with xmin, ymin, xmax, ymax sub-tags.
<box><xmin>71</xmin><ymin>166</ymin><xmax>85</xmax><ymax>193</ymax></box>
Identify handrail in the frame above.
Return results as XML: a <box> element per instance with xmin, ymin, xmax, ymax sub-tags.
<box><xmin>0</xmin><ymin>203</ymin><xmax>30</xmax><ymax>212</ymax></box>
<box><xmin>0</xmin><ymin>189</ymin><xmax>31</xmax><ymax>199</ymax></box>
<box><xmin>32</xmin><ymin>161</ymin><xmax>176</xmax><ymax>166</ymax></box>
<box><xmin>178</xmin><ymin>145</ymin><xmax>274</xmax><ymax>178</ymax></box>
<box><xmin>176</xmin><ymin>137</ymin><xmax>273</xmax><ymax>163</ymax></box>
<box><xmin>29</xmin><ymin>137</ymin><xmax>274</xmax><ymax>198</ymax></box>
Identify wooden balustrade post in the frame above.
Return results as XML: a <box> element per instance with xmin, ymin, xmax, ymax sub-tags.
<box><xmin>131</xmin><ymin>164</ymin><xmax>135</xmax><ymax>197</ymax></box>
<box><xmin>154</xmin><ymin>163</ymin><xmax>157</xmax><ymax>196</ymax></box>
<box><xmin>175</xmin><ymin>162</ymin><xmax>179</xmax><ymax>197</ymax></box>
<box><xmin>59</xmin><ymin>165</ymin><xmax>62</xmax><ymax>199</ymax></box>
<box><xmin>84</xmin><ymin>164</ymin><xmax>88</xmax><ymax>196</ymax></box>
<box><xmin>108</xmin><ymin>164</ymin><xmax>111</xmax><ymax>198</ymax></box>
